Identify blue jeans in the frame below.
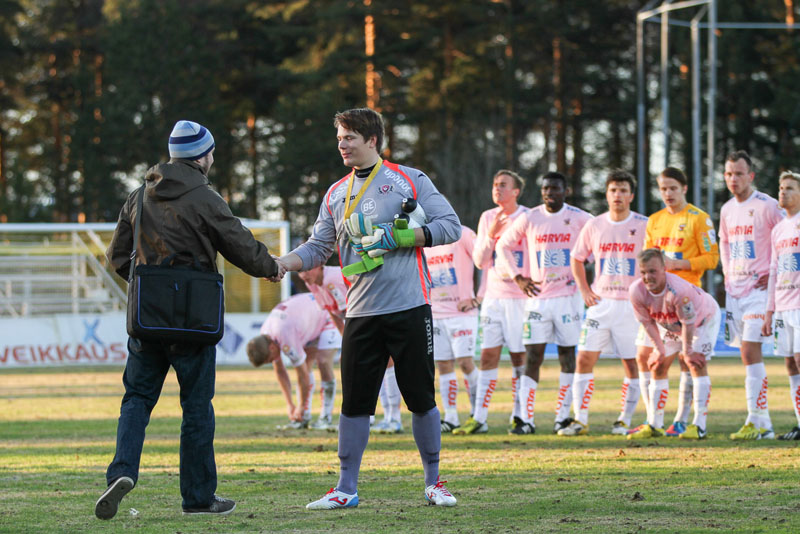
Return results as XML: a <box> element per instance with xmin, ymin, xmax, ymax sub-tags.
<box><xmin>105</xmin><ymin>337</ymin><xmax>217</xmax><ymax>508</ymax></box>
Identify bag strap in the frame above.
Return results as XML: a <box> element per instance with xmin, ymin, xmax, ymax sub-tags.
<box><xmin>128</xmin><ymin>185</ymin><xmax>146</xmax><ymax>282</ymax></box>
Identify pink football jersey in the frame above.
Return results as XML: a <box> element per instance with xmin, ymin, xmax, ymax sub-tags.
<box><xmin>630</xmin><ymin>272</ymin><xmax>718</xmax><ymax>332</ymax></box>
<box><xmin>719</xmin><ymin>191</ymin><xmax>784</xmax><ymax>298</ymax></box>
<box><xmin>306</xmin><ymin>265</ymin><xmax>347</xmax><ymax>312</ymax></box>
<box><xmin>767</xmin><ymin>211</ymin><xmax>800</xmax><ymax>312</ymax></box>
<box><xmin>572</xmin><ymin>212</ymin><xmax>648</xmax><ymax>300</ymax></box>
<box><xmin>497</xmin><ymin>203</ymin><xmax>592</xmax><ymax>299</ymax></box>
<box><xmin>260</xmin><ymin>293</ymin><xmax>330</xmax><ymax>367</ymax></box>
<box><xmin>472</xmin><ymin>206</ymin><xmax>529</xmax><ymax>299</ymax></box>
<box><xmin>427</xmin><ymin>225</ymin><xmax>478</xmax><ymax>319</ymax></box>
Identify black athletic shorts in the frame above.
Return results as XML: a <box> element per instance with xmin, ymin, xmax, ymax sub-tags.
<box><xmin>340</xmin><ymin>304</ymin><xmax>436</xmax><ymax>416</ymax></box>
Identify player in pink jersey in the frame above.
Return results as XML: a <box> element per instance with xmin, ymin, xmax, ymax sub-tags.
<box><xmin>298</xmin><ymin>265</ymin><xmax>348</xmax><ymax>431</ymax></box>
<box><xmin>628</xmin><ymin>249</ymin><xmax>720</xmax><ymax>440</ymax></box>
<box><xmin>763</xmin><ymin>171</ymin><xmax>800</xmax><ymax>441</ymax></box>
<box><xmin>246</xmin><ymin>293</ymin><xmax>341</xmax><ymax>429</ymax></box>
<box><xmin>719</xmin><ymin>151</ymin><xmax>784</xmax><ymax>440</ymax></box>
<box><xmin>427</xmin><ymin>225</ymin><xmax>480</xmax><ymax>433</ymax></box>
<box><xmin>496</xmin><ymin>172</ymin><xmax>592</xmax><ymax>435</ymax></box>
<box><xmin>558</xmin><ymin>171</ymin><xmax>647</xmax><ymax>437</ymax></box>
<box><xmin>454</xmin><ymin>170</ymin><xmax>530</xmax><ymax>435</ymax></box>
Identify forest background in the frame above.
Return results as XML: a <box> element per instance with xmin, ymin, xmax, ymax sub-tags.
<box><xmin>1</xmin><ymin>0</ymin><xmax>798</xmax><ymax>239</ymax></box>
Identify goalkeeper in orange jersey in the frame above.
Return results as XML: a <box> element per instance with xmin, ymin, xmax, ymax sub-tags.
<box><xmin>627</xmin><ymin>167</ymin><xmax>719</xmax><ymax>439</ymax></box>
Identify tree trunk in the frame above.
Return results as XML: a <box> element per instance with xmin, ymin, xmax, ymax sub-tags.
<box><xmin>553</xmin><ymin>37</ymin><xmax>567</xmax><ymax>173</ymax></box>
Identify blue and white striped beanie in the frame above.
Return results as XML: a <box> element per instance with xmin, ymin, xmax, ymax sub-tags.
<box><xmin>168</xmin><ymin>120</ymin><xmax>215</xmax><ymax>160</ymax></box>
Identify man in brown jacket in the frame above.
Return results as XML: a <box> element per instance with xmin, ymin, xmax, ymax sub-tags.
<box><xmin>95</xmin><ymin>120</ymin><xmax>279</xmax><ymax>520</ymax></box>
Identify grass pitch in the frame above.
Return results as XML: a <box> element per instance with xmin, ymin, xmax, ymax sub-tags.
<box><xmin>1</xmin><ymin>358</ymin><xmax>799</xmax><ymax>533</ymax></box>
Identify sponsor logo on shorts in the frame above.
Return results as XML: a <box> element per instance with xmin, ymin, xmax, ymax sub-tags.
<box><xmin>425</xmin><ymin>316</ymin><xmax>433</xmax><ymax>355</ymax></box>
<box><xmin>453</xmin><ymin>329</ymin><xmax>472</xmax><ymax>337</ymax></box>
<box><xmin>586</xmin><ymin>319</ymin><xmax>600</xmax><ymax>329</ymax></box>
<box><xmin>528</xmin><ymin>311</ymin><xmax>543</xmax><ymax>321</ymax></box>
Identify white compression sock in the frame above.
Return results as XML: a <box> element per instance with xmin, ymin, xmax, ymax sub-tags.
<box><xmin>511</xmin><ymin>365</ymin><xmax>525</xmax><ymax>420</ymax></box>
<box><xmin>384</xmin><ymin>366</ymin><xmax>402</xmax><ymax>423</ymax></box>
<box><xmin>518</xmin><ymin>375</ymin><xmax>538</xmax><ymax>425</ymax></box>
<box><xmin>464</xmin><ymin>368</ymin><xmax>479</xmax><ymax>414</ymax></box>
<box><xmin>439</xmin><ymin>372</ymin><xmax>459</xmax><ymax>426</ymax></box>
<box><xmin>619</xmin><ymin>376</ymin><xmax>640</xmax><ymax>426</ymax></box>
<box><xmin>555</xmin><ymin>372</ymin><xmax>573</xmax><ymax>423</ymax></box>
<box><xmin>639</xmin><ymin>372</ymin><xmax>652</xmax><ymax>422</ymax></box>
<box><xmin>691</xmin><ymin>375</ymin><xmax>711</xmax><ymax>430</ymax></box>
<box><xmin>674</xmin><ymin>371</ymin><xmax>693</xmax><ymax>423</ymax></box>
<box><xmin>649</xmin><ymin>379</ymin><xmax>669</xmax><ymax>429</ymax></box>
<box><xmin>789</xmin><ymin>374</ymin><xmax>800</xmax><ymax>426</ymax></box>
<box><xmin>744</xmin><ymin>362</ymin><xmax>770</xmax><ymax>429</ymax></box>
<box><xmin>473</xmin><ymin>368</ymin><xmax>498</xmax><ymax>424</ymax></box>
<box><xmin>572</xmin><ymin>373</ymin><xmax>594</xmax><ymax>426</ymax></box>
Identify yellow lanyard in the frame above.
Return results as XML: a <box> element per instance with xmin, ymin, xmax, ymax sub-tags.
<box><xmin>343</xmin><ymin>158</ymin><xmax>383</xmax><ymax>222</ymax></box>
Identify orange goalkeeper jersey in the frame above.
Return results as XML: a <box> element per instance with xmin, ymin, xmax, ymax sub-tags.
<box><xmin>645</xmin><ymin>203</ymin><xmax>719</xmax><ymax>287</ymax></box>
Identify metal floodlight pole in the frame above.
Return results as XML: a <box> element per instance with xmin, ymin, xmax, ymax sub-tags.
<box><xmin>691</xmin><ymin>5</ymin><xmax>708</xmax><ymax>207</ymax></box>
<box><xmin>705</xmin><ymin>0</ymin><xmax>717</xmax><ymax>295</ymax></box>
<box><xmin>661</xmin><ymin>1</ymin><xmax>672</xmax><ymax>169</ymax></box>
<box><xmin>636</xmin><ymin>0</ymin><xmax>660</xmax><ymax>215</ymax></box>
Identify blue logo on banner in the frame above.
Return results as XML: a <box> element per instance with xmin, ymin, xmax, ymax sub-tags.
<box><xmin>83</xmin><ymin>318</ymin><xmax>103</xmax><ymax>345</ymax></box>
<box><xmin>778</xmin><ymin>253</ymin><xmax>800</xmax><ymax>273</ymax></box>
<box><xmin>537</xmin><ymin>249</ymin><xmax>570</xmax><ymax>268</ymax></box>
<box><xmin>599</xmin><ymin>257</ymin><xmax>635</xmax><ymax>276</ymax></box>
<box><xmin>730</xmin><ymin>241</ymin><xmax>755</xmax><ymax>259</ymax></box>
<box><xmin>430</xmin><ymin>267</ymin><xmax>458</xmax><ymax>288</ymax></box>
<box><xmin>218</xmin><ymin>323</ymin><xmax>244</xmax><ymax>354</ymax></box>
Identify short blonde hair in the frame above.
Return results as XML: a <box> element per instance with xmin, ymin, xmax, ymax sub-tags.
<box><xmin>246</xmin><ymin>336</ymin><xmax>272</xmax><ymax>367</ymax></box>
<box><xmin>779</xmin><ymin>171</ymin><xmax>800</xmax><ymax>187</ymax></box>
<box><xmin>493</xmin><ymin>169</ymin><xmax>525</xmax><ymax>194</ymax></box>
<box><xmin>638</xmin><ymin>248</ymin><xmax>665</xmax><ymax>265</ymax></box>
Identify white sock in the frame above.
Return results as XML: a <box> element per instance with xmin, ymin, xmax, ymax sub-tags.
<box><xmin>691</xmin><ymin>375</ymin><xmax>711</xmax><ymax>430</ymax></box>
<box><xmin>473</xmin><ymin>368</ymin><xmax>498</xmax><ymax>424</ymax></box>
<box><xmin>464</xmin><ymin>368</ymin><xmax>479</xmax><ymax>414</ymax></box>
<box><xmin>321</xmin><ymin>379</ymin><xmax>336</xmax><ymax>420</ymax></box>
<box><xmin>511</xmin><ymin>365</ymin><xmax>525</xmax><ymax>420</ymax></box>
<box><xmin>790</xmin><ymin>374</ymin><xmax>800</xmax><ymax>426</ymax></box>
<box><xmin>674</xmin><ymin>371</ymin><xmax>693</xmax><ymax>423</ymax></box>
<box><xmin>572</xmin><ymin>373</ymin><xmax>594</xmax><ymax>426</ymax></box>
<box><xmin>439</xmin><ymin>372</ymin><xmax>459</xmax><ymax>426</ymax></box>
<box><xmin>639</xmin><ymin>372</ymin><xmax>652</xmax><ymax>422</ymax></box>
<box><xmin>744</xmin><ymin>362</ymin><xmax>770</xmax><ymax>429</ymax></box>
<box><xmin>619</xmin><ymin>377</ymin><xmax>640</xmax><ymax>426</ymax></box>
<box><xmin>384</xmin><ymin>366</ymin><xmax>401</xmax><ymax>423</ymax></box>
<box><xmin>555</xmin><ymin>372</ymin><xmax>574</xmax><ymax>422</ymax></box>
<box><xmin>518</xmin><ymin>375</ymin><xmax>538</xmax><ymax>425</ymax></box>
<box><xmin>649</xmin><ymin>379</ymin><xmax>669</xmax><ymax>429</ymax></box>
<box><xmin>301</xmin><ymin>371</ymin><xmax>316</xmax><ymax>421</ymax></box>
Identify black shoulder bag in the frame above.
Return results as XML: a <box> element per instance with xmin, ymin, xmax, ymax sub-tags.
<box><xmin>126</xmin><ymin>186</ymin><xmax>225</xmax><ymax>345</ymax></box>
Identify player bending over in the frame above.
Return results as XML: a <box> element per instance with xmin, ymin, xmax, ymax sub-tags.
<box><xmin>628</xmin><ymin>248</ymin><xmax>720</xmax><ymax>440</ymax></box>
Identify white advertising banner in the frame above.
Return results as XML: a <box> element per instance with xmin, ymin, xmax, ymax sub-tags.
<box><xmin>0</xmin><ymin>313</ymin><xmax>268</xmax><ymax>368</ymax></box>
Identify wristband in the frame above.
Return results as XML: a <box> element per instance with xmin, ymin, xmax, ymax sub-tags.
<box><xmin>422</xmin><ymin>226</ymin><xmax>433</xmax><ymax>248</ymax></box>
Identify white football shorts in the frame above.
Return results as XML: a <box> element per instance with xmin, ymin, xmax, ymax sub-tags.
<box><xmin>773</xmin><ymin>309</ymin><xmax>800</xmax><ymax>357</ymax></box>
<box><xmin>724</xmin><ymin>290</ymin><xmax>769</xmax><ymax>347</ymax></box>
<box><xmin>522</xmin><ymin>292</ymin><xmax>584</xmax><ymax>347</ymax></box>
<box><xmin>478</xmin><ymin>297</ymin><xmax>526</xmax><ymax>353</ymax></box>
<box><xmin>578</xmin><ymin>298</ymin><xmax>638</xmax><ymax>359</ymax></box>
<box><xmin>433</xmin><ymin>314</ymin><xmax>478</xmax><ymax>361</ymax></box>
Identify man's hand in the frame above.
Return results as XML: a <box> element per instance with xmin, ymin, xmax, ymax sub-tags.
<box><xmin>580</xmin><ymin>289</ymin><xmax>601</xmax><ymax>308</ymax></box>
<box><xmin>648</xmin><ymin>349</ymin><xmax>667</xmax><ymax>372</ymax></box>
<box><xmin>290</xmin><ymin>404</ymin><xmax>305</xmax><ymax>422</ymax></box>
<box><xmin>762</xmin><ymin>311</ymin><xmax>774</xmax><ymax>337</ymax></box>
<box><xmin>457</xmin><ymin>298</ymin><xmax>480</xmax><ymax>312</ymax></box>
<box><xmin>361</xmin><ymin>220</ymin><xmax>415</xmax><ymax>258</ymax></box>
<box><xmin>266</xmin><ymin>255</ymin><xmax>287</xmax><ymax>282</ymax></box>
<box><xmin>685</xmin><ymin>351</ymin><xmax>706</xmax><ymax>371</ymax></box>
<box><xmin>754</xmin><ymin>273</ymin><xmax>770</xmax><ymax>290</ymax></box>
<box><xmin>488</xmin><ymin>213</ymin><xmax>509</xmax><ymax>239</ymax></box>
<box><xmin>514</xmin><ymin>275</ymin><xmax>540</xmax><ymax>297</ymax></box>
<box><xmin>286</xmin><ymin>402</ymin><xmax>297</xmax><ymax>420</ymax></box>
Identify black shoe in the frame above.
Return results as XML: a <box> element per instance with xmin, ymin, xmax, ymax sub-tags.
<box><xmin>509</xmin><ymin>422</ymin><xmax>536</xmax><ymax>435</ymax></box>
<box><xmin>508</xmin><ymin>416</ymin><xmax>524</xmax><ymax>432</ymax></box>
<box><xmin>778</xmin><ymin>426</ymin><xmax>800</xmax><ymax>441</ymax></box>
<box><xmin>183</xmin><ymin>495</ymin><xmax>236</xmax><ymax>516</ymax></box>
<box><xmin>553</xmin><ymin>417</ymin><xmax>574</xmax><ymax>434</ymax></box>
<box><xmin>440</xmin><ymin>420</ymin><xmax>460</xmax><ymax>433</ymax></box>
<box><xmin>95</xmin><ymin>476</ymin><xmax>134</xmax><ymax>520</ymax></box>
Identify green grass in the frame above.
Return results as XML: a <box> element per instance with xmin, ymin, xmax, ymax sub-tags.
<box><xmin>1</xmin><ymin>359</ymin><xmax>799</xmax><ymax>533</ymax></box>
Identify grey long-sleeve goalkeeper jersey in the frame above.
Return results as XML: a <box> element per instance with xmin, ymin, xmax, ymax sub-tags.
<box><xmin>293</xmin><ymin>160</ymin><xmax>461</xmax><ymax>318</ymax></box>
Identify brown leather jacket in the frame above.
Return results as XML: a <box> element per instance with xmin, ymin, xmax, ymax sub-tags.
<box><xmin>107</xmin><ymin>159</ymin><xmax>278</xmax><ymax>279</ymax></box>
